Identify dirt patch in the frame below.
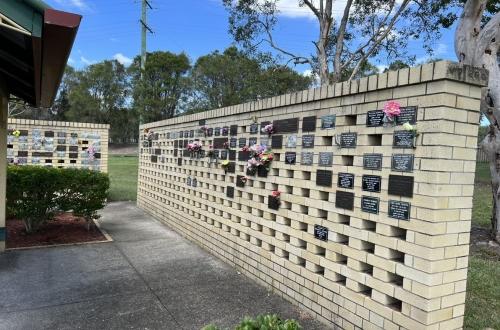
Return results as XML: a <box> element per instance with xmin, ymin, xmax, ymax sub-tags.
<box><xmin>6</xmin><ymin>213</ymin><xmax>108</xmax><ymax>249</ymax></box>
<box><xmin>470</xmin><ymin>226</ymin><xmax>500</xmax><ymax>261</ymax></box>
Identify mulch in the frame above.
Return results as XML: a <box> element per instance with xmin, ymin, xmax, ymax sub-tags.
<box><xmin>6</xmin><ymin>213</ymin><xmax>107</xmax><ymax>249</ymax></box>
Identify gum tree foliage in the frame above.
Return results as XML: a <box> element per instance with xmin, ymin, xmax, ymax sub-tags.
<box><xmin>129</xmin><ymin>51</ymin><xmax>191</xmax><ymax>122</ymax></box>
<box><xmin>223</xmin><ymin>0</ymin><xmax>472</xmax><ymax>84</ymax></box>
<box><xmin>454</xmin><ymin>0</ymin><xmax>500</xmax><ymax>240</ymax></box>
<box><xmin>187</xmin><ymin>47</ymin><xmax>311</xmax><ymax>112</ymax></box>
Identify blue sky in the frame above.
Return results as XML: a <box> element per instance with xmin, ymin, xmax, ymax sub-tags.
<box><xmin>46</xmin><ymin>0</ymin><xmax>458</xmax><ymax>74</ymax></box>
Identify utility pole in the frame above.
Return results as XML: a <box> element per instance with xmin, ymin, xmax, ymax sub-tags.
<box><xmin>140</xmin><ymin>0</ymin><xmax>153</xmax><ymax>75</ymax></box>
<box><xmin>140</xmin><ymin>0</ymin><xmax>153</xmax><ymax>125</ymax></box>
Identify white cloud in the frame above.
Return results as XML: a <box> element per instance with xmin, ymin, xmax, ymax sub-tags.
<box><xmin>67</xmin><ymin>57</ymin><xmax>75</xmax><ymax>65</ymax></box>
<box><xmin>80</xmin><ymin>56</ymin><xmax>96</xmax><ymax>66</ymax></box>
<box><xmin>376</xmin><ymin>65</ymin><xmax>388</xmax><ymax>73</ymax></box>
<box><xmin>53</xmin><ymin>0</ymin><xmax>90</xmax><ymax>11</ymax></box>
<box><xmin>302</xmin><ymin>69</ymin><xmax>320</xmax><ymax>86</ymax></box>
<box><xmin>415</xmin><ymin>42</ymin><xmax>450</xmax><ymax>64</ymax></box>
<box><xmin>113</xmin><ymin>53</ymin><xmax>133</xmax><ymax>66</ymax></box>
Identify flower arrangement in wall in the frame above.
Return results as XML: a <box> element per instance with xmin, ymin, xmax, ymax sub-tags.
<box><xmin>268</xmin><ymin>190</ymin><xmax>281</xmax><ymax>210</ymax></box>
<box><xmin>206</xmin><ymin>145</ymin><xmax>218</xmax><ymax>164</ymax></box>
<box><xmin>12</xmin><ymin>129</ymin><xmax>21</xmax><ymax>138</ymax></box>
<box><xmin>221</xmin><ymin>159</ymin><xmax>230</xmax><ymax>172</ymax></box>
<box><xmin>87</xmin><ymin>145</ymin><xmax>96</xmax><ymax>162</ymax></box>
<box><xmin>261</xmin><ymin>122</ymin><xmax>275</xmax><ymax>136</ymax></box>
<box><xmin>187</xmin><ymin>141</ymin><xmax>203</xmax><ymax>157</ymax></box>
<box><xmin>403</xmin><ymin>122</ymin><xmax>419</xmax><ymax>148</ymax></box>
<box><xmin>383</xmin><ymin>100</ymin><xmax>401</xmax><ymax>126</ymax></box>
<box><xmin>223</xmin><ymin>141</ymin><xmax>230</xmax><ymax>150</ymax></box>
<box><xmin>144</xmin><ymin>128</ymin><xmax>155</xmax><ymax>141</ymax></box>
<box><xmin>244</xmin><ymin>145</ymin><xmax>274</xmax><ymax>177</ymax></box>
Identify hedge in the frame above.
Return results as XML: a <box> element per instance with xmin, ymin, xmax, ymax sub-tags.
<box><xmin>7</xmin><ymin>166</ymin><xmax>110</xmax><ymax>233</ymax></box>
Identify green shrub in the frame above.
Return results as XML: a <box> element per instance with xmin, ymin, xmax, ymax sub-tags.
<box><xmin>202</xmin><ymin>314</ymin><xmax>301</xmax><ymax>330</ymax></box>
<box><xmin>7</xmin><ymin>166</ymin><xmax>109</xmax><ymax>233</ymax></box>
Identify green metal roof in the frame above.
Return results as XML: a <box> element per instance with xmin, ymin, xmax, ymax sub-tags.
<box><xmin>0</xmin><ymin>0</ymin><xmax>51</xmax><ymax>37</ymax></box>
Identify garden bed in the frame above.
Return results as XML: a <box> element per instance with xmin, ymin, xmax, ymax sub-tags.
<box><xmin>6</xmin><ymin>213</ymin><xmax>108</xmax><ymax>249</ymax></box>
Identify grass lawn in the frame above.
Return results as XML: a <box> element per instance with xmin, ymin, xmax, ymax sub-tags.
<box><xmin>106</xmin><ymin>156</ymin><xmax>499</xmax><ymax>328</ymax></box>
<box><xmin>108</xmin><ymin>155</ymin><xmax>138</xmax><ymax>201</ymax></box>
<box><xmin>465</xmin><ymin>161</ymin><xmax>499</xmax><ymax>330</ymax></box>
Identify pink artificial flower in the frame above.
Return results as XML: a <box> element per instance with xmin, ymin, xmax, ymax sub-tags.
<box><xmin>383</xmin><ymin>101</ymin><xmax>401</xmax><ymax>119</ymax></box>
<box><xmin>271</xmin><ymin>190</ymin><xmax>281</xmax><ymax>198</ymax></box>
<box><xmin>241</xmin><ymin>145</ymin><xmax>250</xmax><ymax>152</ymax></box>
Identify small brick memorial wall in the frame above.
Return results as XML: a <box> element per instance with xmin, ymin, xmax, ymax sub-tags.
<box><xmin>137</xmin><ymin>61</ymin><xmax>487</xmax><ymax>329</ymax></box>
<box><xmin>7</xmin><ymin>119</ymin><xmax>109</xmax><ymax>172</ymax></box>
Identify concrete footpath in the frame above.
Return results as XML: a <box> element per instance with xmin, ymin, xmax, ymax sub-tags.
<box><xmin>0</xmin><ymin>202</ymin><xmax>327</xmax><ymax>330</ymax></box>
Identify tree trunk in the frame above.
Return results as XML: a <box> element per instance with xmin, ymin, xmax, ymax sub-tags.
<box><xmin>456</xmin><ymin>0</ymin><xmax>500</xmax><ymax>241</ymax></box>
<box><xmin>317</xmin><ymin>21</ymin><xmax>330</xmax><ymax>85</ymax></box>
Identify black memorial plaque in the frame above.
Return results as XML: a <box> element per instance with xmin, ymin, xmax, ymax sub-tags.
<box><xmin>192</xmin><ymin>179</ymin><xmax>197</xmax><ymax>188</ymax></box>
<box><xmin>184</xmin><ymin>131</ymin><xmax>189</xmax><ymax>138</ymax></box>
<box><xmin>337</xmin><ymin>173</ymin><xmax>354</xmax><ymax>189</ymax></box>
<box><xmin>186</xmin><ymin>176</ymin><xmax>192</xmax><ymax>186</ymax></box>
<box><xmin>396</xmin><ymin>106</ymin><xmax>417</xmax><ymax>125</ymax></box>
<box><xmin>228</xmin><ymin>150</ymin><xmax>236</xmax><ymax>160</ymax></box>
<box><xmin>69</xmin><ymin>146</ymin><xmax>78</xmax><ymax>152</ymax></box>
<box><xmin>250</xmin><ymin>123</ymin><xmax>259</xmax><ymax>134</ymax></box>
<box><xmin>366</xmin><ymin>110</ymin><xmax>385</xmax><ymax>127</ymax></box>
<box><xmin>393</xmin><ymin>131</ymin><xmax>415</xmax><ymax>148</ymax></box>
<box><xmin>207</xmin><ymin>128</ymin><xmax>213</xmax><ymax>137</ymax></box>
<box><xmin>213</xmin><ymin>150</ymin><xmax>220</xmax><ymax>159</ymax></box>
<box><xmin>226</xmin><ymin>186</ymin><xmax>235</xmax><ymax>198</ymax></box>
<box><xmin>363</xmin><ymin>153</ymin><xmax>383</xmax><ymax>170</ymax></box>
<box><xmin>340</xmin><ymin>133</ymin><xmax>357</xmax><ymax>148</ymax></box>
<box><xmin>183</xmin><ymin>140</ymin><xmax>188</xmax><ymax>148</ymax></box>
<box><xmin>238</xmin><ymin>151</ymin><xmax>250</xmax><ymax>161</ymax></box>
<box><xmin>275</xmin><ymin>118</ymin><xmax>299</xmax><ymax>134</ymax></box>
<box><xmin>199</xmin><ymin>119</ymin><xmax>206</xmax><ymax>126</ymax></box>
<box><xmin>220</xmin><ymin>150</ymin><xmax>228</xmax><ymax>160</ymax></box>
<box><xmin>318</xmin><ymin>152</ymin><xmax>333</xmax><ymax>166</ymax></box>
<box><xmin>177</xmin><ymin>158</ymin><xmax>182</xmax><ymax>166</ymax></box>
<box><xmin>271</xmin><ymin>135</ymin><xmax>283</xmax><ymax>149</ymax></box>
<box><xmin>388</xmin><ymin>200</ymin><xmax>411</xmax><ymax>220</ymax></box>
<box><xmin>174</xmin><ymin>149</ymin><xmax>178</xmax><ymax>157</ymax></box>
<box><xmin>230</xmin><ymin>125</ymin><xmax>238</xmax><ymax>136</ymax></box>
<box><xmin>257</xmin><ymin>166</ymin><xmax>268</xmax><ymax>177</ymax></box>
<box><xmin>230</xmin><ymin>137</ymin><xmax>237</xmax><ymax>148</ymax></box>
<box><xmin>183</xmin><ymin>149</ymin><xmax>190</xmax><ymax>157</ymax></box>
<box><xmin>285</xmin><ymin>152</ymin><xmax>296</xmax><ymax>165</ymax></box>
<box><xmin>44</xmin><ymin>131</ymin><xmax>54</xmax><ymax>137</ymax></box>
<box><xmin>214</xmin><ymin>127</ymin><xmax>221</xmax><ymax>136</ymax></box>
<box><xmin>56</xmin><ymin>145</ymin><xmax>66</xmax><ymax>151</ymax></box>
<box><xmin>388</xmin><ymin>175</ymin><xmax>414</xmax><ymax>197</ymax></box>
<box><xmin>268</xmin><ymin>195</ymin><xmax>280</xmax><ymax>210</ymax></box>
<box><xmin>302</xmin><ymin>116</ymin><xmax>316</xmax><ymax>132</ymax></box>
<box><xmin>151</xmin><ymin>155</ymin><xmax>157</xmax><ymax>163</ymax></box>
<box><xmin>361</xmin><ymin>196</ymin><xmax>379</xmax><ymax>214</ymax></box>
<box><xmin>238</xmin><ymin>138</ymin><xmax>247</xmax><ymax>148</ymax></box>
<box><xmin>236</xmin><ymin>175</ymin><xmax>246</xmax><ymax>188</ymax></box>
<box><xmin>174</xmin><ymin>140</ymin><xmax>179</xmax><ymax>148</ymax></box>
<box><xmin>321</xmin><ymin>115</ymin><xmax>336</xmax><ymax>129</ymax></box>
<box><xmin>199</xmin><ymin>150</ymin><xmax>206</xmax><ymax>158</ymax></box>
<box><xmin>301</xmin><ymin>152</ymin><xmax>314</xmax><ymax>165</ymax></box>
<box><xmin>222</xmin><ymin>126</ymin><xmax>229</xmax><ymax>136</ymax></box>
<box><xmin>316</xmin><ymin>170</ymin><xmax>332</xmax><ymax>187</ymax></box>
<box><xmin>362</xmin><ymin>175</ymin><xmax>381</xmax><ymax>193</ymax></box>
<box><xmin>189</xmin><ymin>130</ymin><xmax>194</xmax><ymax>138</ymax></box>
<box><xmin>213</xmin><ymin>138</ymin><xmax>228</xmax><ymax>149</ymax></box>
<box><xmin>391</xmin><ymin>154</ymin><xmax>414</xmax><ymax>172</ymax></box>
<box><xmin>314</xmin><ymin>225</ymin><xmax>329</xmax><ymax>241</ymax></box>
<box><xmin>33</xmin><ymin>152</ymin><xmax>53</xmax><ymax>157</ymax></box>
<box><xmin>336</xmin><ymin>191</ymin><xmax>354</xmax><ymax>210</ymax></box>
<box><xmin>155</xmin><ymin>149</ymin><xmax>161</xmax><ymax>155</ymax></box>
<box><xmin>18</xmin><ymin>151</ymin><xmax>28</xmax><ymax>157</ymax></box>
<box><xmin>226</xmin><ymin>162</ymin><xmax>236</xmax><ymax>173</ymax></box>
<box><xmin>69</xmin><ymin>153</ymin><xmax>78</xmax><ymax>159</ymax></box>
<box><xmin>302</xmin><ymin>135</ymin><xmax>315</xmax><ymax>148</ymax></box>
<box><xmin>249</xmin><ymin>137</ymin><xmax>258</xmax><ymax>146</ymax></box>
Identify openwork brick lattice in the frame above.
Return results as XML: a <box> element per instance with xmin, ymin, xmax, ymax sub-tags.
<box><xmin>7</xmin><ymin>118</ymin><xmax>109</xmax><ymax>172</ymax></box>
<box><xmin>137</xmin><ymin>61</ymin><xmax>487</xmax><ymax>329</ymax></box>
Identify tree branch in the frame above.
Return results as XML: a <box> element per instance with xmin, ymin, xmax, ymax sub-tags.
<box><xmin>348</xmin><ymin>0</ymin><xmax>410</xmax><ymax>80</ymax></box>
<box><xmin>302</xmin><ymin>0</ymin><xmax>321</xmax><ymax>19</ymax></box>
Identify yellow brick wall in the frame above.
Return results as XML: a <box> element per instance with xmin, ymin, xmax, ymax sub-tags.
<box><xmin>6</xmin><ymin>119</ymin><xmax>109</xmax><ymax>172</ymax></box>
<box><xmin>137</xmin><ymin>61</ymin><xmax>487</xmax><ymax>329</ymax></box>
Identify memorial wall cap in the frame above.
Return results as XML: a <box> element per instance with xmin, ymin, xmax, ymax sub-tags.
<box><xmin>0</xmin><ymin>0</ymin><xmax>81</xmax><ymax>107</ymax></box>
